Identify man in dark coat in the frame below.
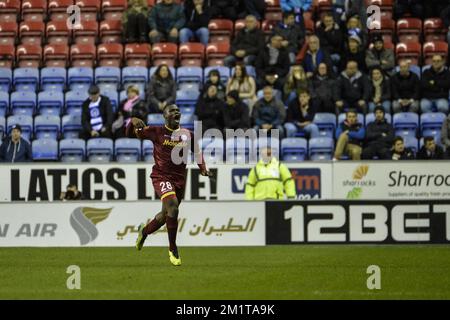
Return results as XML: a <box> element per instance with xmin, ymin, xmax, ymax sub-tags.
<box><xmin>361</xmin><ymin>106</ymin><xmax>395</xmax><ymax>159</ymax></box>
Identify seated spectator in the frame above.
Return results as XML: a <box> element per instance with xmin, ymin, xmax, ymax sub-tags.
<box><xmin>273</xmin><ymin>11</ymin><xmax>306</xmax><ymax>64</ymax></box>
<box><xmin>284</xmin><ymin>90</ymin><xmax>320</xmax><ymax>138</ymax></box>
<box><xmin>316</xmin><ymin>12</ymin><xmax>343</xmax><ymax>66</ymax></box>
<box><xmin>345</xmin><ymin>14</ymin><xmax>367</xmax><ymax>49</ymax></box>
<box><xmin>368</xmin><ymin>67</ymin><xmax>391</xmax><ymax>113</ymax></box>
<box><xmin>334</xmin><ymin>60</ymin><xmax>369</xmax><ymax>114</ymax></box>
<box><xmin>417</xmin><ymin>136</ymin><xmax>445</xmax><ymax>160</ymax></box>
<box><xmin>241</xmin><ymin>0</ymin><xmax>266</xmax><ymax>20</ymax></box>
<box><xmin>424</xmin><ymin>0</ymin><xmax>448</xmax><ymax>18</ymax></box>
<box><xmin>333</xmin><ymin>109</ymin><xmax>365</xmax><ymax>160</ymax></box>
<box><xmin>0</xmin><ymin>125</ymin><xmax>32</xmax><ymax>162</ymax></box>
<box><xmin>332</xmin><ymin>0</ymin><xmax>346</xmax><ymax>23</ymax></box>
<box><xmin>394</xmin><ymin>0</ymin><xmax>423</xmax><ymax>19</ymax></box>
<box><xmin>391</xmin><ymin>60</ymin><xmax>421</xmax><ymax>114</ymax></box>
<box><xmin>252</xmin><ymin>86</ymin><xmax>286</xmax><ymax>138</ymax></box>
<box><xmin>123</xmin><ymin>0</ymin><xmax>149</xmax><ymax>43</ymax></box>
<box><xmin>80</xmin><ymin>85</ymin><xmax>113</xmax><ymax>140</ymax></box>
<box><xmin>421</xmin><ymin>55</ymin><xmax>450</xmax><ymax>114</ymax></box>
<box><xmin>180</xmin><ymin>0</ymin><xmax>210</xmax><ymax>46</ymax></box>
<box><xmin>226</xmin><ymin>63</ymin><xmax>257</xmax><ymax>110</ymax></box>
<box><xmin>361</xmin><ymin>106</ymin><xmax>394</xmax><ymax>160</ymax></box>
<box><xmin>441</xmin><ymin>3</ymin><xmax>450</xmax><ymax>45</ymax></box>
<box><xmin>148</xmin><ymin>0</ymin><xmax>185</xmax><ymax>44</ymax></box>
<box><xmin>311</xmin><ymin>62</ymin><xmax>337</xmax><ymax>113</ymax></box>
<box><xmin>302</xmin><ymin>35</ymin><xmax>332</xmax><ymax>78</ymax></box>
<box><xmin>209</xmin><ymin>0</ymin><xmax>239</xmax><ymax>20</ymax></box>
<box><xmin>255</xmin><ymin>34</ymin><xmax>290</xmax><ymax>89</ymax></box>
<box><xmin>146</xmin><ymin>64</ymin><xmax>176</xmax><ymax>113</ymax></box>
<box><xmin>442</xmin><ymin>113</ymin><xmax>450</xmax><ymax>158</ymax></box>
<box><xmin>340</xmin><ymin>35</ymin><xmax>367</xmax><ymax>73</ymax></box>
<box><xmin>283</xmin><ymin>65</ymin><xmax>311</xmax><ymax>104</ymax></box>
<box><xmin>203</xmin><ymin>69</ymin><xmax>226</xmax><ymax>101</ymax></box>
<box><xmin>280</xmin><ymin>0</ymin><xmax>312</xmax><ymax>25</ymax></box>
<box><xmin>389</xmin><ymin>136</ymin><xmax>415</xmax><ymax>160</ymax></box>
<box><xmin>365</xmin><ymin>34</ymin><xmax>395</xmax><ymax>76</ymax></box>
<box><xmin>195</xmin><ymin>85</ymin><xmax>225</xmax><ymax>133</ymax></box>
<box><xmin>112</xmin><ymin>85</ymin><xmax>148</xmax><ymax>139</ymax></box>
<box><xmin>225</xmin><ymin>15</ymin><xmax>265</xmax><ymax>67</ymax></box>
<box><xmin>222</xmin><ymin>90</ymin><xmax>250</xmax><ymax>131</ymax></box>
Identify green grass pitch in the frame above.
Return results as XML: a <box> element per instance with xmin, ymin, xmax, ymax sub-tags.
<box><xmin>1</xmin><ymin>245</ymin><xmax>449</xmax><ymax>299</ymax></box>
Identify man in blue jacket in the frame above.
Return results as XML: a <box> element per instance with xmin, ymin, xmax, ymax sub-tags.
<box><xmin>0</xmin><ymin>124</ymin><xmax>32</xmax><ymax>162</ymax></box>
<box><xmin>333</xmin><ymin>109</ymin><xmax>365</xmax><ymax>160</ymax></box>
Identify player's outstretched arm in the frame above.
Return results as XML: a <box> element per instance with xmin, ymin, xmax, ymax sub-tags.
<box><xmin>126</xmin><ymin>117</ymin><xmax>147</xmax><ymax>139</ymax></box>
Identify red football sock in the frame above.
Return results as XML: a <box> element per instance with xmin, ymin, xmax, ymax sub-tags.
<box><xmin>166</xmin><ymin>216</ymin><xmax>178</xmax><ymax>252</ymax></box>
<box><xmin>143</xmin><ymin>218</ymin><xmax>165</xmax><ymax>236</ymax></box>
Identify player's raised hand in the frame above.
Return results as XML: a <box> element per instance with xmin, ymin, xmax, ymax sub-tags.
<box><xmin>131</xmin><ymin>117</ymin><xmax>146</xmax><ymax>129</ymax></box>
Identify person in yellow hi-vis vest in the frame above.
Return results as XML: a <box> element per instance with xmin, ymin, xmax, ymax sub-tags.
<box><xmin>245</xmin><ymin>147</ymin><xmax>297</xmax><ymax>200</ymax></box>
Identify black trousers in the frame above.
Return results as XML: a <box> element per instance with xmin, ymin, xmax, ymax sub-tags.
<box><xmin>125</xmin><ymin>13</ymin><xmax>148</xmax><ymax>41</ymax></box>
<box><xmin>210</xmin><ymin>6</ymin><xmax>238</xmax><ymax>21</ymax></box>
<box><xmin>361</xmin><ymin>144</ymin><xmax>391</xmax><ymax>160</ymax></box>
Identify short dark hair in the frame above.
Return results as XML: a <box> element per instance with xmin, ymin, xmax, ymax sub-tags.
<box><xmin>298</xmin><ymin>89</ymin><xmax>309</xmax><ymax>97</ymax></box>
<box><xmin>346</xmin><ymin>109</ymin><xmax>358</xmax><ymax>116</ymax></box>
<box><xmin>283</xmin><ymin>11</ymin><xmax>295</xmax><ymax>20</ymax></box>
<box><xmin>393</xmin><ymin>136</ymin><xmax>404</xmax><ymax>145</ymax></box>
<box><xmin>424</xmin><ymin>136</ymin><xmax>434</xmax><ymax>144</ymax></box>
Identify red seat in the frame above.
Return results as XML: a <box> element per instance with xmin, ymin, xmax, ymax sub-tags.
<box><xmin>208</xmin><ymin>19</ymin><xmax>234</xmax><ymax>43</ymax></box>
<box><xmin>124</xmin><ymin>43</ymin><xmax>151</xmax><ymax>67</ymax></box>
<box><xmin>70</xmin><ymin>43</ymin><xmax>96</xmax><ymax>67</ymax></box>
<box><xmin>265</xmin><ymin>0</ymin><xmax>282</xmax><ymax>21</ymax></box>
<box><xmin>97</xmin><ymin>43</ymin><xmax>123</xmax><ymax>67</ymax></box>
<box><xmin>20</xmin><ymin>21</ymin><xmax>45</xmax><ymax>45</ymax></box>
<box><xmin>46</xmin><ymin>21</ymin><xmax>71</xmax><ymax>45</ymax></box>
<box><xmin>367</xmin><ymin>0</ymin><xmax>394</xmax><ymax>19</ymax></box>
<box><xmin>206</xmin><ymin>42</ymin><xmax>230</xmax><ymax>66</ymax></box>
<box><xmin>102</xmin><ymin>0</ymin><xmax>127</xmax><ymax>20</ymax></box>
<box><xmin>44</xmin><ymin>44</ymin><xmax>69</xmax><ymax>67</ymax></box>
<box><xmin>396</xmin><ymin>18</ymin><xmax>422</xmax><ymax>43</ymax></box>
<box><xmin>368</xmin><ymin>18</ymin><xmax>395</xmax><ymax>44</ymax></box>
<box><xmin>16</xmin><ymin>44</ymin><xmax>42</xmax><ymax>68</ymax></box>
<box><xmin>304</xmin><ymin>18</ymin><xmax>315</xmax><ymax>37</ymax></box>
<box><xmin>21</xmin><ymin>0</ymin><xmax>47</xmax><ymax>21</ymax></box>
<box><xmin>0</xmin><ymin>44</ymin><xmax>15</xmax><ymax>67</ymax></box>
<box><xmin>48</xmin><ymin>0</ymin><xmax>73</xmax><ymax>21</ymax></box>
<box><xmin>0</xmin><ymin>21</ymin><xmax>17</xmax><ymax>45</ymax></box>
<box><xmin>75</xmin><ymin>0</ymin><xmax>100</xmax><ymax>21</ymax></box>
<box><xmin>73</xmin><ymin>20</ymin><xmax>98</xmax><ymax>45</ymax></box>
<box><xmin>0</xmin><ymin>0</ymin><xmax>21</xmax><ymax>22</ymax></box>
<box><xmin>424</xmin><ymin>18</ymin><xmax>447</xmax><ymax>42</ymax></box>
<box><xmin>100</xmin><ymin>20</ymin><xmax>122</xmax><ymax>43</ymax></box>
<box><xmin>151</xmin><ymin>43</ymin><xmax>177</xmax><ymax>67</ymax></box>
<box><xmin>396</xmin><ymin>42</ymin><xmax>421</xmax><ymax>66</ymax></box>
<box><xmin>423</xmin><ymin>41</ymin><xmax>448</xmax><ymax>65</ymax></box>
<box><xmin>317</xmin><ymin>0</ymin><xmax>333</xmax><ymax>17</ymax></box>
<box><xmin>179</xmin><ymin>42</ymin><xmax>205</xmax><ymax>67</ymax></box>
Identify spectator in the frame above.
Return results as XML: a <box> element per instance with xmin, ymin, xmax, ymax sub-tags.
<box><xmin>280</xmin><ymin>0</ymin><xmax>312</xmax><ymax>25</ymax></box>
<box><xmin>345</xmin><ymin>14</ymin><xmax>367</xmax><ymax>48</ymax></box>
<box><xmin>226</xmin><ymin>63</ymin><xmax>257</xmax><ymax>110</ymax></box>
<box><xmin>424</xmin><ymin>0</ymin><xmax>448</xmax><ymax>18</ymax></box>
<box><xmin>80</xmin><ymin>85</ymin><xmax>113</xmax><ymax>140</ymax></box>
<box><xmin>283</xmin><ymin>65</ymin><xmax>312</xmax><ymax>104</ymax></box>
<box><xmin>180</xmin><ymin>0</ymin><xmax>210</xmax><ymax>46</ymax></box>
<box><xmin>441</xmin><ymin>3</ymin><xmax>450</xmax><ymax>46</ymax></box>
<box><xmin>60</xmin><ymin>184</ymin><xmax>84</xmax><ymax>201</ymax></box>
<box><xmin>361</xmin><ymin>106</ymin><xmax>395</xmax><ymax>160</ymax></box>
<box><xmin>255</xmin><ymin>34</ymin><xmax>290</xmax><ymax>89</ymax></box>
<box><xmin>340</xmin><ymin>35</ymin><xmax>367</xmax><ymax>73</ymax></box>
<box><xmin>225</xmin><ymin>15</ymin><xmax>265</xmax><ymax>67</ymax></box>
<box><xmin>123</xmin><ymin>0</ymin><xmax>149</xmax><ymax>43</ymax></box>
<box><xmin>252</xmin><ymin>86</ymin><xmax>286</xmax><ymax>137</ymax></box>
<box><xmin>389</xmin><ymin>136</ymin><xmax>415</xmax><ymax>160</ymax></box>
<box><xmin>203</xmin><ymin>69</ymin><xmax>226</xmax><ymax>101</ymax></box>
<box><xmin>195</xmin><ymin>85</ymin><xmax>225</xmax><ymax>133</ymax></box>
<box><xmin>112</xmin><ymin>85</ymin><xmax>148</xmax><ymax>139</ymax></box>
<box><xmin>334</xmin><ymin>60</ymin><xmax>369</xmax><ymax>114</ymax></box>
<box><xmin>441</xmin><ymin>113</ymin><xmax>450</xmax><ymax>158</ymax></box>
<box><xmin>391</xmin><ymin>60</ymin><xmax>421</xmax><ymax>114</ymax></box>
<box><xmin>242</xmin><ymin>0</ymin><xmax>267</xmax><ymax>20</ymax></box>
<box><xmin>284</xmin><ymin>90</ymin><xmax>320</xmax><ymax>138</ymax></box>
<box><xmin>302</xmin><ymin>35</ymin><xmax>332</xmax><ymax>78</ymax></box>
<box><xmin>367</xmin><ymin>67</ymin><xmax>391</xmax><ymax>113</ymax></box>
<box><xmin>148</xmin><ymin>0</ymin><xmax>185</xmax><ymax>44</ymax></box>
<box><xmin>333</xmin><ymin>109</ymin><xmax>365</xmax><ymax>160</ymax></box>
<box><xmin>146</xmin><ymin>64</ymin><xmax>176</xmax><ymax>113</ymax></box>
<box><xmin>316</xmin><ymin>12</ymin><xmax>343</xmax><ymax>66</ymax></box>
<box><xmin>394</xmin><ymin>0</ymin><xmax>424</xmax><ymax>19</ymax></box>
<box><xmin>0</xmin><ymin>125</ymin><xmax>32</xmax><ymax>162</ymax></box>
<box><xmin>365</xmin><ymin>34</ymin><xmax>395</xmax><ymax>76</ymax></box>
<box><xmin>273</xmin><ymin>11</ymin><xmax>306</xmax><ymax>64</ymax></box>
<box><xmin>420</xmin><ymin>55</ymin><xmax>450</xmax><ymax>114</ymax></box>
<box><xmin>222</xmin><ymin>90</ymin><xmax>250</xmax><ymax>131</ymax></box>
<box><xmin>311</xmin><ymin>62</ymin><xmax>337</xmax><ymax>113</ymax></box>
<box><xmin>209</xmin><ymin>0</ymin><xmax>239</xmax><ymax>20</ymax></box>
<box><xmin>417</xmin><ymin>136</ymin><xmax>445</xmax><ymax>160</ymax></box>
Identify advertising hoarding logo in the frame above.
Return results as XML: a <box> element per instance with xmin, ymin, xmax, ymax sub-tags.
<box><xmin>70</xmin><ymin>207</ymin><xmax>112</xmax><ymax>245</ymax></box>
<box><xmin>344</xmin><ymin>165</ymin><xmax>375</xmax><ymax>199</ymax></box>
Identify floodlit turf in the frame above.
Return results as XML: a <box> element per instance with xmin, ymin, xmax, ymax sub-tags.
<box><xmin>0</xmin><ymin>245</ymin><xmax>449</xmax><ymax>299</ymax></box>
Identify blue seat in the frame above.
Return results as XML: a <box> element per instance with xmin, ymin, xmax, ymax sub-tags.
<box><xmin>95</xmin><ymin>66</ymin><xmax>121</xmax><ymax>92</ymax></box>
<box><xmin>420</xmin><ymin>112</ymin><xmax>445</xmax><ymax>141</ymax></box>
<box><xmin>147</xmin><ymin>113</ymin><xmax>165</xmax><ymax>126</ymax></box>
<box><xmin>65</xmin><ymin>90</ymin><xmax>88</xmax><ymax>115</ymax></box>
<box><xmin>204</xmin><ymin>66</ymin><xmax>230</xmax><ymax>84</ymax></box>
<box><xmin>37</xmin><ymin>91</ymin><xmax>64</xmax><ymax>115</ymax></box>
<box><xmin>149</xmin><ymin>66</ymin><xmax>176</xmax><ymax>80</ymax></box>
<box><xmin>175</xmin><ymin>90</ymin><xmax>200</xmax><ymax>109</ymax></box>
<box><xmin>102</xmin><ymin>90</ymin><xmax>119</xmax><ymax>113</ymax></box>
<box><xmin>59</xmin><ymin>138</ymin><xmax>85</xmax><ymax>162</ymax></box>
<box><xmin>114</xmin><ymin>138</ymin><xmax>141</xmax><ymax>163</ymax></box>
<box><xmin>393</xmin><ymin>112</ymin><xmax>419</xmax><ymax>137</ymax></box>
<box><xmin>200</xmin><ymin>137</ymin><xmax>224</xmax><ymax>163</ymax></box>
<box><xmin>122</xmin><ymin>66</ymin><xmax>149</xmax><ymax>94</ymax></box>
<box><xmin>180</xmin><ymin>113</ymin><xmax>194</xmax><ymax>131</ymax></box>
<box><xmin>68</xmin><ymin>67</ymin><xmax>94</xmax><ymax>91</ymax></box>
<box><xmin>365</xmin><ymin>112</ymin><xmax>392</xmax><ymax>124</ymax></box>
<box><xmin>177</xmin><ymin>66</ymin><xmax>203</xmax><ymax>91</ymax></box>
<box><xmin>32</xmin><ymin>139</ymin><xmax>59</xmax><ymax>161</ymax></box>
<box><xmin>0</xmin><ymin>91</ymin><xmax>8</xmax><ymax>117</ymax></box>
<box><xmin>86</xmin><ymin>138</ymin><xmax>114</xmax><ymax>162</ymax></box>
<box><xmin>313</xmin><ymin>113</ymin><xmax>336</xmax><ymax>138</ymax></box>
<box><xmin>0</xmin><ymin>68</ymin><xmax>12</xmax><ymax>92</ymax></box>
<box><xmin>309</xmin><ymin>137</ymin><xmax>334</xmax><ymax>161</ymax></box>
<box><xmin>338</xmin><ymin>112</ymin><xmax>365</xmax><ymax>125</ymax></box>
<box><xmin>34</xmin><ymin>115</ymin><xmax>61</xmax><ymax>140</ymax></box>
<box><xmin>404</xmin><ymin>136</ymin><xmax>418</xmax><ymax>154</ymax></box>
<box><xmin>7</xmin><ymin>115</ymin><xmax>33</xmax><ymax>140</ymax></box>
<box><xmin>40</xmin><ymin>67</ymin><xmax>66</xmax><ymax>92</ymax></box>
<box><xmin>13</xmin><ymin>68</ymin><xmax>39</xmax><ymax>92</ymax></box>
<box><xmin>181</xmin><ymin>106</ymin><xmax>195</xmax><ymax>116</ymax></box>
<box><xmin>10</xmin><ymin>91</ymin><xmax>36</xmax><ymax>116</ymax></box>
<box><xmin>281</xmin><ymin>137</ymin><xmax>307</xmax><ymax>162</ymax></box>
<box><xmin>62</xmin><ymin>114</ymin><xmax>82</xmax><ymax>139</ymax></box>
<box><xmin>0</xmin><ymin>116</ymin><xmax>5</xmax><ymax>139</ymax></box>
<box><xmin>225</xmin><ymin>136</ymin><xmax>253</xmax><ymax>163</ymax></box>
<box><xmin>142</xmin><ymin>140</ymin><xmax>154</xmax><ymax>162</ymax></box>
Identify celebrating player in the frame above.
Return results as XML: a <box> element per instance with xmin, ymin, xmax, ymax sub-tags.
<box><xmin>126</xmin><ymin>104</ymin><xmax>213</xmax><ymax>266</ymax></box>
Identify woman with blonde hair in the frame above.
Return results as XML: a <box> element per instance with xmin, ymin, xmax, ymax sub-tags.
<box><xmin>226</xmin><ymin>63</ymin><xmax>257</xmax><ymax>110</ymax></box>
<box><xmin>283</xmin><ymin>65</ymin><xmax>312</xmax><ymax>104</ymax></box>
<box><xmin>113</xmin><ymin>85</ymin><xmax>148</xmax><ymax>138</ymax></box>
